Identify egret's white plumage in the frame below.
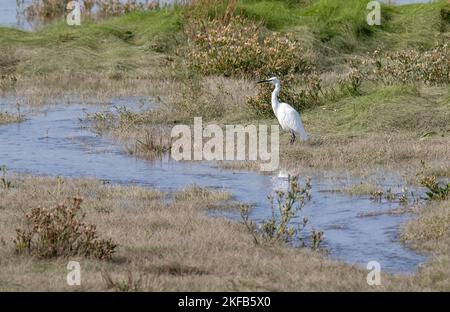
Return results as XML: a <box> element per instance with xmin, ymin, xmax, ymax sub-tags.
<box><xmin>258</xmin><ymin>76</ymin><xmax>309</xmax><ymax>143</ymax></box>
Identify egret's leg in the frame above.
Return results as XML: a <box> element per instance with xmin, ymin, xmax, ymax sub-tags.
<box><xmin>290</xmin><ymin>131</ymin><xmax>296</xmax><ymax>144</ymax></box>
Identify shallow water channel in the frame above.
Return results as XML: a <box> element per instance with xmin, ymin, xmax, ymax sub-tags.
<box><xmin>0</xmin><ymin>97</ymin><xmax>426</xmax><ymax>274</ymax></box>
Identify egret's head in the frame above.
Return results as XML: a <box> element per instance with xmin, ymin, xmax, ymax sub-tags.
<box><xmin>257</xmin><ymin>76</ymin><xmax>280</xmax><ymax>85</ymax></box>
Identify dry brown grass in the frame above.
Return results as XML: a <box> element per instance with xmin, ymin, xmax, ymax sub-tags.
<box><xmin>401</xmin><ymin>199</ymin><xmax>450</xmax><ymax>290</ymax></box>
<box><xmin>159</xmin><ymin>76</ymin><xmax>257</xmax><ymax>123</ymax></box>
<box><xmin>3</xmin><ymin>70</ymin><xmax>181</xmax><ymax>107</ymax></box>
<box><xmin>403</xmin><ymin>200</ymin><xmax>450</xmax><ymax>252</ymax></box>
<box><xmin>2</xmin><ymin>174</ymin><xmax>445</xmax><ymax>291</ymax></box>
<box><xmin>281</xmin><ymin>134</ymin><xmax>450</xmax><ymax>178</ymax></box>
<box><xmin>107</xmin><ymin>126</ymin><xmax>173</xmax><ymax>159</ymax></box>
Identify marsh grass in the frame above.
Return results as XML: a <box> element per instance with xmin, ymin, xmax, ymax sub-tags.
<box><xmin>403</xmin><ymin>200</ymin><xmax>450</xmax><ymax>252</ymax></box>
<box><xmin>102</xmin><ymin>270</ymin><xmax>147</xmax><ymax>292</ymax></box>
<box><xmin>282</xmin><ymin>133</ymin><xmax>450</xmax><ymax>177</ymax></box>
<box><xmin>174</xmin><ymin>184</ymin><xmax>231</xmax><ymax>203</ymax></box>
<box><xmin>134</xmin><ymin>128</ymin><xmax>172</xmax><ymax>156</ymax></box>
<box><xmin>154</xmin><ymin>76</ymin><xmax>258</xmax><ymax>123</ymax></box>
<box><xmin>0</xmin><ymin>111</ymin><xmax>24</xmax><ymax>125</ymax></box>
<box><xmin>0</xmin><ymin>0</ymin><xmax>448</xmax><ymax>291</ymax></box>
<box><xmin>0</xmin><ymin>174</ymin><xmax>375</xmax><ymax>291</ymax></box>
<box><xmin>365</xmin><ymin>187</ymin><xmax>416</xmax><ymax>205</ymax></box>
<box><xmin>0</xmin><ymin>174</ymin><xmax>449</xmax><ymax>290</ymax></box>
<box><xmin>345</xmin><ymin>182</ymin><xmax>381</xmax><ymax>197</ymax></box>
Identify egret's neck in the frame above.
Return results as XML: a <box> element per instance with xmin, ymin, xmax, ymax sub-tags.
<box><xmin>271</xmin><ymin>83</ymin><xmax>281</xmax><ymax>114</ymax></box>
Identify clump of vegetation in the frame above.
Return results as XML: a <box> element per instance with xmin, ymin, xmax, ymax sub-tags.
<box><xmin>241</xmin><ymin>175</ymin><xmax>324</xmax><ymax>250</ymax></box>
<box><xmin>367</xmin><ymin>186</ymin><xmax>416</xmax><ymax>204</ymax></box>
<box><xmin>87</xmin><ymin>106</ymin><xmax>172</xmax><ymax>158</ymax></box>
<box><xmin>0</xmin><ymin>74</ymin><xmax>17</xmax><ymax>90</ymax></box>
<box><xmin>14</xmin><ymin>197</ymin><xmax>117</xmax><ymax>260</ymax></box>
<box><xmin>0</xmin><ymin>111</ymin><xmax>23</xmax><ymax>124</ymax></box>
<box><xmin>175</xmin><ymin>184</ymin><xmax>230</xmax><ymax>203</ymax></box>
<box><xmin>87</xmin><ymin>106</ymin><xmax>146</xmax><ymax>133</ymax></box>
<box><xmin>357</xmin><ymin>43</ymin><xmax>450</xmax><ymax>85</ymax></box>
<box><xmin>135</xmin><ymin>128</ymin><xmax>172</xmax><ymax>157</ymax></box>
<box><xmin>338</xmin><ymin>68</ymin><xmax>363</xmax><ymax>96</ymax></box>
<box><xmin>369</xmin><ymin>189</ymin><xmax>384</xmax><ymax>202</ymax></box>
<box><xmin>102</xmin><ymin>270</ymin><xmax>146</xmax><ymax>292</ymax></box>
<box><xmin>0</xmin><ymin>165</ymin><xmax>12</xmax><ymax>189</ymax></box>
<box><xmin>0</xmin><ymin>47</ymin><xmax>19</xmax><ymax>73</ymax></box>
<box><xmin>421</xmin><ymin>175</ymin><xmax>450</xmax><ymax>201</ymax></box>
<box><xmin>441</xmin><ymin>8</ymin><xmax>450</xmax><ymax>24</ymax></box>
<box><xmin>0</xmin><ymin>47</ymin><xmax>19</xmax><ymax>90</ymax></box>
<box><xmin>183</xmin><ymin>14</ymin><xmax>308</xmax><ymax>78</ymax></box>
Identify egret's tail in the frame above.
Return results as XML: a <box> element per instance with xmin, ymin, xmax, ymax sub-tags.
<box><xmin>296</xmin><ymin>119</ymin><xmax>309</xmax><ymax>141</ymax></box>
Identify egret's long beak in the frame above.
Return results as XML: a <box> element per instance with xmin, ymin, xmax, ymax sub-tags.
<box><xmin>257</xmin><ymin>79</ymin><xmax>269</xmax><ymax>84</ymax></box>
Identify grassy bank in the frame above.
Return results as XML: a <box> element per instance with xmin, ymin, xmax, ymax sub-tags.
<box><xmin>0</xmin><ymin>174</ymin><xmax>448</xmax><ymax>291</ymax></box>
<box><xmin>0</xmin><ymin>8</ymin><xmax>183</xmax><ymax>103</ymax></box>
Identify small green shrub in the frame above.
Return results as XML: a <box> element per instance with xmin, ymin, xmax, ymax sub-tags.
<box><xmin>14</xmin><ymin>197</ymin><xmax>117</xmax><ymax>260</ymax></box>
<box><xmin>369</xmin><ymin>190</ymin><xmax>384</xmax><ymax>202</ymax></box>
<box><xmin>241</xmin><ymin>175</ymin><xmax>324</xmax><ymax>249</ymax></box>
<box><xmin>421</xmin><ymin>175</ymin><xmax>450</xmax><ymax>201</ymax></box>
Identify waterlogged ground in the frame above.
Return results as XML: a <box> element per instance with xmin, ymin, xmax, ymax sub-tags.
<box><xmin>0</xmin><ymin>97</ymin><xmax>426</xmax><ymax>274</ymax></box>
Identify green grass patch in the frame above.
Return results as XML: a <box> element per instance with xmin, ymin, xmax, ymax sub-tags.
<box><xmin>305</xmin><ymin>84</ymin><xmax>450</xmax><ymax>137</ymax></box>
<box><xmin>239</xmin><ymin>0</ymin><xmax>450</xmax><ymax>52</ymax></box>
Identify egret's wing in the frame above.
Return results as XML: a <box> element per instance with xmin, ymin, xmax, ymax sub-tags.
<box><xmin>278</xmin><ymin>103</ymin><xmax>309</xmax><ymax>141</ymax></box>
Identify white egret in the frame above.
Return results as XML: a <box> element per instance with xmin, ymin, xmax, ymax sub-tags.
<box><xmin>258</xmin><ymin>76</ymin><xmax>309</xmax><ymax>144</ymax></box>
